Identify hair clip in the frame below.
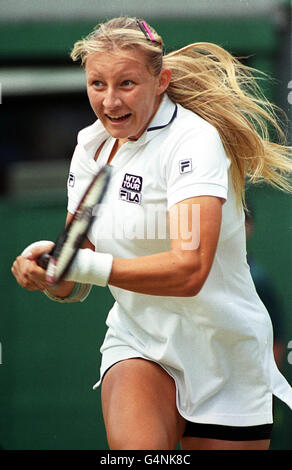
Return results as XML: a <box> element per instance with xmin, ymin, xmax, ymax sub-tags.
<box><xmin>141</xmin><ymin>21</ymin><xmax>156</xmax><ymax>41</ymax></box>
<box><xmin>137</xmin><ymin>20</ymin><xmax>156</xmax><ymax>42</ymax></box>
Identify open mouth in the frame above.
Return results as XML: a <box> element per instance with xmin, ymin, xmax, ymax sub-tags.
<box><xmin>106</xmin><ymin>113</ymin><xmax>131</xmax><ymax>122</ymax></box>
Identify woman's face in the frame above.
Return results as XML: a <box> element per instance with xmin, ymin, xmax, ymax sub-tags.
<box><xmin>86</xmin><ymin>48</ymin><xmax>171</xmax><ymax>144</ymax></box>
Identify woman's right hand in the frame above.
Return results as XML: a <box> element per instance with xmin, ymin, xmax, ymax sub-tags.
<box><xmin>11</xmin><ymin>241</ymin><xmax>55</xmax><ymax>292</ymax></box>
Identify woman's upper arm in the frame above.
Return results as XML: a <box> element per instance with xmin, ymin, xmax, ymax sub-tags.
<box><xmin>169</xmin><ymin>195</ymin><xmax>223</xmax><ymax>295</ymax></box>
<box><xmin>65</xmin><ymin>212</ymin><xmax>95</xmax><ymax>251</ymax></box>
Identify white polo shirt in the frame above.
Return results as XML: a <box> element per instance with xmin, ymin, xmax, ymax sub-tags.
<box><xmin>67</xmin><ymin>95</ymin><xmax>292</xmax><ymax>426</ymax></box>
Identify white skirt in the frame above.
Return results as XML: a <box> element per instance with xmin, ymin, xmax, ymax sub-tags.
<box><xmin>93</xmin><ymin>325</ymin><xmax>278</xmax><ymax>427</ymax></box>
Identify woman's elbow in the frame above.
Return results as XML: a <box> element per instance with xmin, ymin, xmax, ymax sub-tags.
<box><xmin>168</xmin><ymin>251</ymin><xmax>209</xmax><ymax>297</ymax></box>
<box><xmin>178</xmin><ymin>278</ymin><xmax>204</xmax><ymax>297</ymax></box>
<box><xmin>175</xmin><ymin>265</ymin><xmax>206</xmax><ymax>297</ymax></box>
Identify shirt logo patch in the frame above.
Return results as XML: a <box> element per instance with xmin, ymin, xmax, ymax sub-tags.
<box><xmin>179</xmin><ymin>159</ymin><xmax>192</xmax><ymax>174</ymax></box>
<box><xmin>68</xmin><ymin>172</ymin><xmax>75</xmax><ymax>187</ymax></box>
<box><xmin>119</xmin><ymin>173</ymin><xmax>143</xmax><ymax>204</ymax></box>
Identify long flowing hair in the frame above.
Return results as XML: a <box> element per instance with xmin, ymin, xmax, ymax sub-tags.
<box><xmin>71</xmin><ymin>17</ymin><xmax>292</xmax><ymax>205</ymax></box>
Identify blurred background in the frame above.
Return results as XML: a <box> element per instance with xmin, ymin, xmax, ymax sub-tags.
<box><xmin>0</xmin><ymin>0</ymin><xmax>291</xmax><ymax>450</ymax></box>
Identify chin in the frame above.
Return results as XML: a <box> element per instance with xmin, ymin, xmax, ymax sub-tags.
<box><xmin>109</xmin><ymin>130</ymin><xmax>131</xmax><ymax>140</ymax></box>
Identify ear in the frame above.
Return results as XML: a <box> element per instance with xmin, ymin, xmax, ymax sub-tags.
<box><xmin>157</xmin><ymin>68</ymin><xmax>172</xmax><ymax>95</ymax></box>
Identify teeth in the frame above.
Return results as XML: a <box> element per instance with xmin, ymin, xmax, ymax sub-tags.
<box><xmin>107</xmin><ymin>114</ymin><xmax>130</xmax><ymax>120</ymax></box>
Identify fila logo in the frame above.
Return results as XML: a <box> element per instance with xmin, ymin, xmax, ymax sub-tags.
<box><xmin>119</xmin><ymin>173</ymin><xmax>143</xmax><ymax>204</ymax></box>
<box><xmin>119</xmin><ymin>189</ymin><xmax>142</xmax><ymax>204</ymax></box>
<box><xmin>179</xmin><ymin>159</ymin><xmax>192</xmax><ymax>174</ymax></box>
<box><xmin>68</xmin><ymin>172</ymin><xmax>75</xmax><ymax>187</ymax></box>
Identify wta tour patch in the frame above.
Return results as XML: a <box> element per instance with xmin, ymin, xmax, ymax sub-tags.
<box><xmin>119</xmin><ymin>173</ymin><xmax>143</xmax><ymax>204</ymax></box>
<box><xmin>179</xmin><ymin>159</ymin><xmax>192</xmax><ymax>174</ymax></box>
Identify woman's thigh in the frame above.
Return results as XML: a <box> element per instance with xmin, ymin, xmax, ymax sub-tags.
<box><xmin>101</xmin><ymin>358</ymin><xmax>186</xmax><ymax>450</ymax></box>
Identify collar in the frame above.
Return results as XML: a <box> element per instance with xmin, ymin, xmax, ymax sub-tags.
<box><xmin>133</xmin><ymin>94</ymin><xmax>177</xmax><ymax>146</ymax></box>
<box><xmin>147</xmin><ymin>94</ymin><xmax>177</xmax><ymax>135</ymax></box>
<box><xmin>79</xmin><ymin>94</ymin><xmax>177</xmax><ymax>149</ymax></box>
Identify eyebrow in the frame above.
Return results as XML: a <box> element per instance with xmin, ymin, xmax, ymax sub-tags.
<box><xmin>88</xmin><ymin>66</ymin><xmax>142</xmax><ymax>75</ymax></box>
<box><xmin>87</xmin><ymin>62</ymin><xmax>145</xmax><ymax>78</ymax></box>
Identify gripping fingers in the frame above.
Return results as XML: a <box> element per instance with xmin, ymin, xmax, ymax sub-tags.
<box><xmin>11</xmin><ymin>256</ymin><xmax>47</xmax><ymax>291</ymax></box>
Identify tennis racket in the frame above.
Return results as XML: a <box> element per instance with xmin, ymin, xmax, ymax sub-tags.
<box><xmin>37</xmin><ymin>164</ymin><xmax>112</xmax><ymax>286</ymax></box>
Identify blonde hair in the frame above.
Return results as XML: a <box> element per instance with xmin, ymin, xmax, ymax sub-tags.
<box><xmin>71</xmin><ymin>17</ymin><xmax>292</xmax><ymax>204</ymax></box>
<box><xmin>71</xmin><ymin>17</ymin><xmax>164</xmax><ymax>76</ymax></box>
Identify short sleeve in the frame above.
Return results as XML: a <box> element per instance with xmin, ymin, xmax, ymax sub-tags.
<box><xmin>165</xmin><ymin>126</ymin><xmax>230</xmax><ymax>209</ymax></box>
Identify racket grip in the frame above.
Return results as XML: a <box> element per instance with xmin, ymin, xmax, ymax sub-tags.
<box><xmin>37</xmin><ymin>253</ymin><xmax>51</xmax><ymax>270</ymax></box>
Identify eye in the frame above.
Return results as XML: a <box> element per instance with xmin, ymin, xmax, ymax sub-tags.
<box><xmin>122</xmin><ymin>80</ymin><xmax>135</xmax><ymax>87</ymax></box>
<box><xmin>92</xmin><ymin>80</ymin><xmax>104</xmax><ymax>88</ymax></box>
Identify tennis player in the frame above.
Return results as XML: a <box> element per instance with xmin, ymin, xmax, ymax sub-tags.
<box><xmin>12</xmin><ymin>17</ymin><xmax>292</xmax><ymax>450</ymax></box>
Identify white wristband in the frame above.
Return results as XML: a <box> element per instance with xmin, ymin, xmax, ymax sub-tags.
<box><xmin>64</xmin><ymin>249</ymin><xmax>113</xmax><ymax>287</ymax></box>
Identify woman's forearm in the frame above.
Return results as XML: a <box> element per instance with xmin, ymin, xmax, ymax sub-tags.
<box><xmin>109</xmin><ymin>250</ymin><xmax>202</xmax><ymax>297</ymax></box>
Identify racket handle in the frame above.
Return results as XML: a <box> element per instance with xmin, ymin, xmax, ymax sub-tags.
<box><xmin>37</xmin><ymin>253</ymin><xmax>51</xmax><ymax>270</ymax></box>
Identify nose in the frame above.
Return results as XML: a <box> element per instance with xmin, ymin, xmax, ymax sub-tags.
<box><xmin>103</xmin><ymin>88</ymin><xmax>122</xmax><ymax>110</ymax></box>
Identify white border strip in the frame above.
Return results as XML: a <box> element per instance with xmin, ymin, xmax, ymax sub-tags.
<box><xmin>0</xmin><ymin>0</ymin><xmax>287</xmax><ymax>21</ymax></box>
